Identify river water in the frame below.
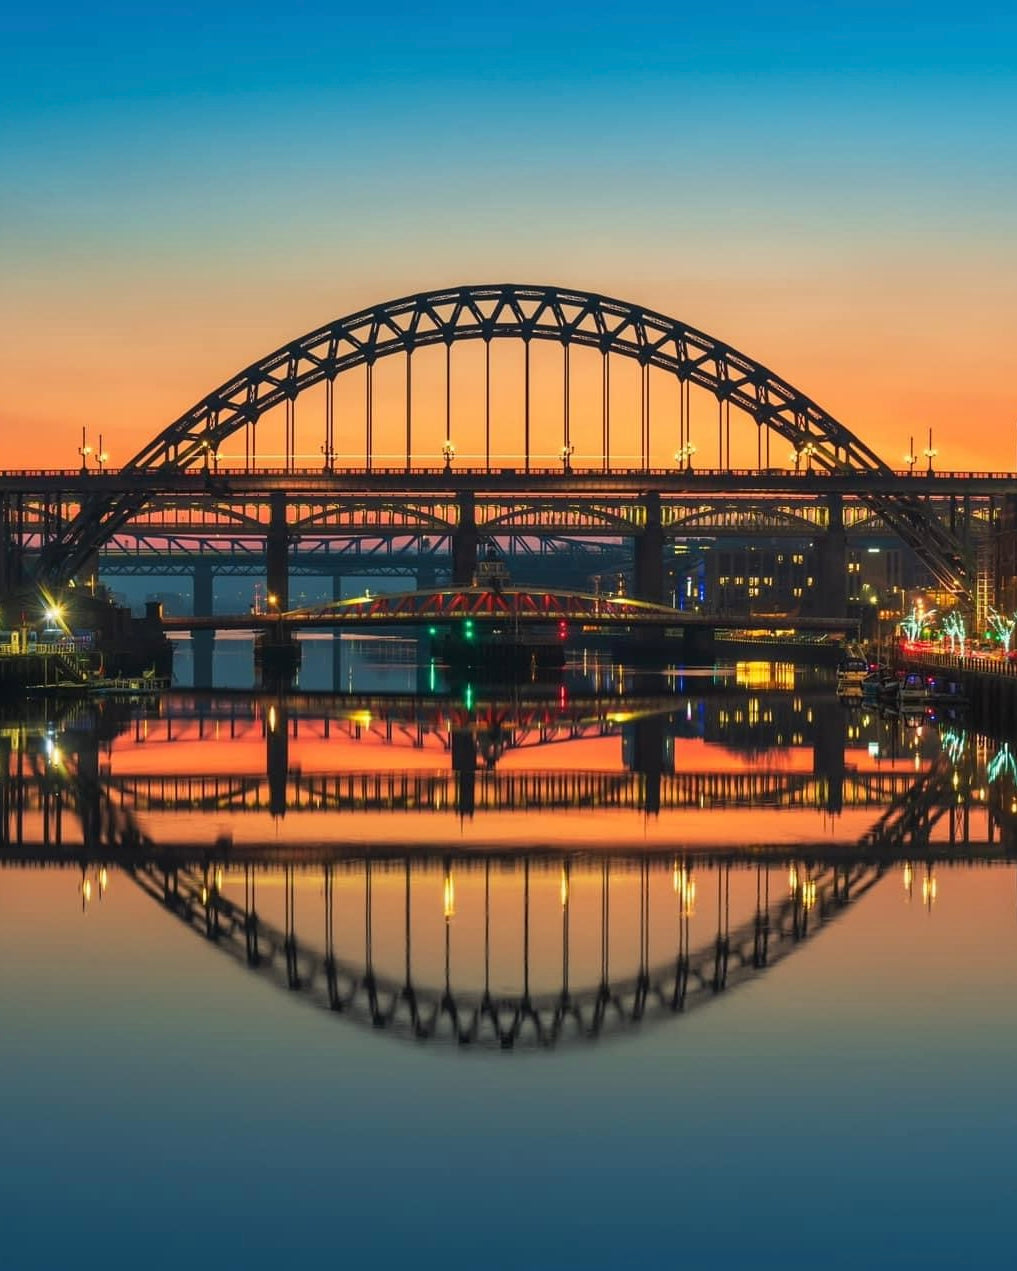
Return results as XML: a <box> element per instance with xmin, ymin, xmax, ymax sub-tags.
<box><xmin>1</xmin><ymin>648</ymin><xmax>1014</xmax><ymax>1268</ymax></box>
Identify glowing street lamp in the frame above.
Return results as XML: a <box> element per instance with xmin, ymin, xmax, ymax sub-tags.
<box><xmin>675</xmin><ymin>443</ymin><xmax>696</xmax><ymax>472</ymax></box>
<box><xmin>441</xmin><ymin>440</ymin><xmax>456</xmax><ymax>471</ymax></box>
<box><xmin>95</xmin><ymin>434</ymin><xmax>110</xmax><ymax>472</ymax></box>
<box><xmin>923</xmin><ymin>427</ymin><xmax>937</xmax><ymax>475</ymax></box>
<box><xmin>904</xmin><ymin>436</ymin><xmax>917</xmax><ymax>475</ymax></box>
<box><xmin>78</xmin><ymin>426</ymin><xmax>93</xmax><ymax>474</ymax></box>
<box><xmin>560</xmin><ymin>443</ymin><xmax>575</xmax><ymax>472</ymax></box>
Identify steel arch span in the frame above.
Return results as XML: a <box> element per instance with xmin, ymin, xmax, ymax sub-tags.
<box><xmin>36</xmin><ymin>283</ymin><xmax>970</xmax><ymax>595</ymax></box>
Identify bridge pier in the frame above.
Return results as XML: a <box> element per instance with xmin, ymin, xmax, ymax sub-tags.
<box><xmin>633</xmin><ymin>492</ymin><xmax>664</xmax><ymax>604</ymax></box>
<box><xmin>812</xmin><ymin>701</ymin><xmax>846</xmax><ymax>813</ymax></box>
<box><xmin>331</xmin><ymin>573</ymin><xmax>343</xmax><ymax>693</ymax></box>
<box><xmin>807</xmin><ymin>493</ymin><xmax>847</xmax><ymax>618</ymax></box>
<box><xmin>266</xmin><ymin>702</ymin><xmax>289</xmax><ymax>818</ymax></box>
<box><xmin>267</xmin><ymin>492</ymin><xmax>290</xmax><ymax>611</ymax></box>
<box><xmin>192</xmin><ymin>561</ymin><xmax>215</xmax><ymax>690</ymax></box>
<box><xmin>682</xmin><ymin>625</ymin><xmax>716</xmax><ymax>664</ymax></box>
<box><xmin>0</xmin><ymin>493</ymin><xmax>29</xmax><ymax>594</ymax></box>
<box><xmin>452</xmin><ymin>492</ymin><xmax>478</xmax><ymax>587</ymax></box>
<box><xmin>625</xmin><ymin>713</ymin><xmax>671</xmax><ymax>815</ymax></box>
<box><xmin>451</xmin><ymin>728</ymin><xmax>476</xmax><ymax>817</ymax></box>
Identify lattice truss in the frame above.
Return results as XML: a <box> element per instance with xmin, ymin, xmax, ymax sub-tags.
<box><xmin>37</xmin><ymin>284</ymin><xmax>971</xmax><ymax>595</ymax></box>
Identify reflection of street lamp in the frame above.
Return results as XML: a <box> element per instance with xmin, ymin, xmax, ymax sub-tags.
<box><xmin>441</xmin><ymin>440</ymin><xmax>456</xmax><ymax>472</ymax></box>
<box><xmin>560</xmin><ymin>443</ymin><xmax>575</xmax><ymax>472</ymax></box>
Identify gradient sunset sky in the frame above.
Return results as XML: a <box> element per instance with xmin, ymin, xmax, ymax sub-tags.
<box><xmin>2</xmin><ymin>2</ymin><xmax>1015</xmax><ymax>469</ymax></box>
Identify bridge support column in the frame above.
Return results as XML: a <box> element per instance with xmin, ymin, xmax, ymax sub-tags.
<box><xmin>452</xmin><ymin>491</ymin><xmax>478</xmax><ymax>587</ymax></box>
<box><xmin>331</xmin><ymin>572</ymin><xmax>343</xmax><ymax>693</ymax></box>
<box><xmin>626</xmin><ymin>714</ymin><xmax>670</xmax><ymax>815</ymax></box>
<box><xmin>812</xmin><ymin>700</ymin><xmax>845</xmax><ymax>814</ymax></box>
<box><xmin>267</xmin><ymin>492</ymin><xmax>290</xmax><ymax>611</ymax></box>
<box><xmin>0</xmin><ymin>494</ymin><xmax>25</xmax><ymax>594</ymax></box>
<box><xmin>192</xmin><ymin>561</ymin><xmax>215</xmax><ymax>690</ymax></box>
<box><xmin>634</xmin><ymin>492</ymin><xmax>664</xmax><ymax>604</ymax></box>
<box><xmin>451</xmin><ymin>728</ymin><xmax>477</xmax><ymax>817</ymax></box>
<box><xmin>682</xmin><ymin>625</ymin><xmax>716</xmax><ymax>664</ymax></box>
<box><xmin>266</xmin><ymin>702</ymin><xmax>289</xmax><ymax>818</ymax></box>
<box><xmin>808</xmin><ymin>493</ymin><xmax>847</xmax><ymax>618</ymax></box>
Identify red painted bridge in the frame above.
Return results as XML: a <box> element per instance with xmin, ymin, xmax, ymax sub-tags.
<box><xmin>160</xmin><ymin>585</ymin><xmax>857</xmax><ymax>634</ymax></box>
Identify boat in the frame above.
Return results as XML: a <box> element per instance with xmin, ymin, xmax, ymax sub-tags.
<box><xmin>896</xmin><ymin>671</ymin><xmax>929</xmax><ymax>709</ymax></box>
<box><xmin>836</xmin><ymin>655</ymin><xmax>869</xmax><ymax>694</ymax></box>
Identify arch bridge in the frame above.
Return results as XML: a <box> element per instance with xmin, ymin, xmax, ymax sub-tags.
<box><xmin>19</xmin><ymin>284</ymin><xmax>976</xmax><ymax>600</ymax></box>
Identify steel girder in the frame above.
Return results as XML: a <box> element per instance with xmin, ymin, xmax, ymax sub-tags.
<box><xmin>35</xmin><ymin>283</ymin><xmax>971</xmax><ymax>594</ymax></box>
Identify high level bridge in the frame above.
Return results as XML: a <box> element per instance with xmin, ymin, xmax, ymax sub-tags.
<box><xmin>2</xmin><ymin>285</ymin><xmax>1011</xmax><ymax>616</ymax></box>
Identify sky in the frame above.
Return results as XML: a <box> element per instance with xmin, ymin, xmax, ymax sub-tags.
<box><xmin>2</xmin><ymin>1</ymin><xmax>1016</xmax><ymax>470</ymax></box>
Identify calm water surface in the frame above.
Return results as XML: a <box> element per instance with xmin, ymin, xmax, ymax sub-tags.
<box><xmin>2</xmin><ymin>651</ymin><xmax>1014</xmax><ymax>1268</ymax></box>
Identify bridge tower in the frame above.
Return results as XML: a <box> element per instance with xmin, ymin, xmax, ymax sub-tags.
<box><xmin>192</xmin><ymin>560</ymin><xmax>215</xmax><ymax>689</ymax></box>
<box><xmin>266</xmin><ymin>492</ymin><xmax>290</xmax><ymax>611</ymax></box>
<box><xmin>452</xmin><ymin>491</ymin><xmax>478</xmax><ymax>587</ymax></box>
<box><xmin>633</xmin><ymin>492</ymin><xmax>664</xmax><ymax>604</ymax></box>
<box><xmin>807</xmin><ymin>493</ymin><xmax>848</xmax><ymax>618</ymax></box>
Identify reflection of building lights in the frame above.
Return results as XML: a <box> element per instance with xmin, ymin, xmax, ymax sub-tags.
<box><xmin>201</xmin><ymin>885</ymin><xmax>209</xmax><ymax>906</ymax></box>
<box><xmin>98</xmin><ymin>867</ymin><xmax>108</xmax><ymax>898</ymax></box>
<box><xmin>268</xmin><ymin>705</ymin><xmax>277</xmax><ymax>733</ymax></box>
<box><xmin>443</xmin><ymin>872</ymin><xmax>455</xmax><ymax>921</ymax></box>
<box><xmin>215</xmin><ymin>867</ymin><xmax>224</xmax><ymax>891</ymax></box>
<box><xmin>560</xmin><ymin>866</ymin><xmax>569</xmax><ymax>909</ymax></box>
<box><xmin>922</xmin><ymin>871</ymin><xmax>937</xmax><ymax>910</ymax></box>
<box><xmin>801</xmin><ymin>880</ymin><xmax>817</xmax><ymax>910</ymax></box>
<box><xmin>903</xmin><ymin>862</ymin><xmax>913</xmax><ymax>898</ymax></box>
<box><xmin>788</xmin><ymin>865</ymin><xmax>799</xmax><ymax>893</ymax></box>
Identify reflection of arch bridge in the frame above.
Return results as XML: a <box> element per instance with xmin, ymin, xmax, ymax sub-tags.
<box><xmin>116</xmin><ymin>755</ymin><xmax>959</xmax><ymax>1051</ymax></box>
<box><xmin>18</xmin><ymin>284</ymin><xmax>977</xmax><ymax>598</ymax></box>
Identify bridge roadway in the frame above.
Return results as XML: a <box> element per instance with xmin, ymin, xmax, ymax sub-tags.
<box><xmin>3</xmin><ymin>466</ymin><xmax>1016</xmax><ymax>497</ymax></box>
<box><xmin>160</xmin><ymin>586</ymin><xmax>858</xmax><ymax>634</ymax></box>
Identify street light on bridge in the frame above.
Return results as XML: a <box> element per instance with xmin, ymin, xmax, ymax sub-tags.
<box><xmin>675</xmin><ymin>443</ymin><xmax>696</xmax><ymax>472</ymax></box>
<box><xmin>95</xmin><ymin>434</ymin><xmax>110</xmax><ymax>472</ymax></box>
<box><xmin>904</xmin><ymin>436</ymin><xmax>917</xmax><ymax>475</ymax></box>
<box><xmin>78</xmin><ymin>426</ymin><xmax>93</xmax><ymax>474</ymax></box>
<box><xmin>923</xmin><ymin>427</ymin><xmax>937</xmax><ymax>475</ymax></box>
<box><xmin>560</xmin><ymin>443</ymin><xmax>575</xmax><ymax>472</ymax></box>
<box><xmin>441</xmin><ymin>440</ymin><xmax>456</xmax><ymax>472</ymax></box>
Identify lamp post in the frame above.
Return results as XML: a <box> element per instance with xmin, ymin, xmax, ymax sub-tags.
<box><xmin>904</xmin><ymin>436</ymin><xmax>917</xmax><ymax>475</ymax></box>
<box><xmin>560</xmin><ymin>443</ymin><xmax>574</xmax><ymax>473</ymax></box>
<box><xmin>441</xmin><ymin>440</ymin><xmax>456</xmax><ymax>472</ymax></box>
<box><xmin>675</xmin><ymin>443</ymin><xmax>696</xmax><ymax>472</ymax></box>
<box><xmin>95</xmin><ymin>434</ymin><xmax>109</xmax><ymax>473</ymax></box>
<box><xmin>78</xmin><ymin>426</ymin><xmax>93</xmax><ymax>474</ymax></box>
<box><xmin>923</xmin><ymin>427</ymin><xmax>937</xmax><ymax>476</ymax></box>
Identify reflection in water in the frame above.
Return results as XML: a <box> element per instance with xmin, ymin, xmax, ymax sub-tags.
<box><xmin>5</xmin><ymin>663</ymin><xmax>1017</xmax><ymax>1265</ymax></box>
<box><xmin>2</xmin><ymin>671</ymin><xmax>1016</xmax><ymax>1052</ymax></box>
<box><xmin>1</xmin><ymin>676</ymin><xmax>1017</xmax><ymax>1052</ymax></box>
<box><xmin>124</xmin><ymin>854</ymin><xmax>880</xmax><ymax>1050</ymax></box>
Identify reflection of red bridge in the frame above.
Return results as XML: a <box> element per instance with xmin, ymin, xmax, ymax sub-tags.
<box><xmin>160</xmin><ymin>585</ymin><xmax>856</xmax><ymax>634</ymax></box>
